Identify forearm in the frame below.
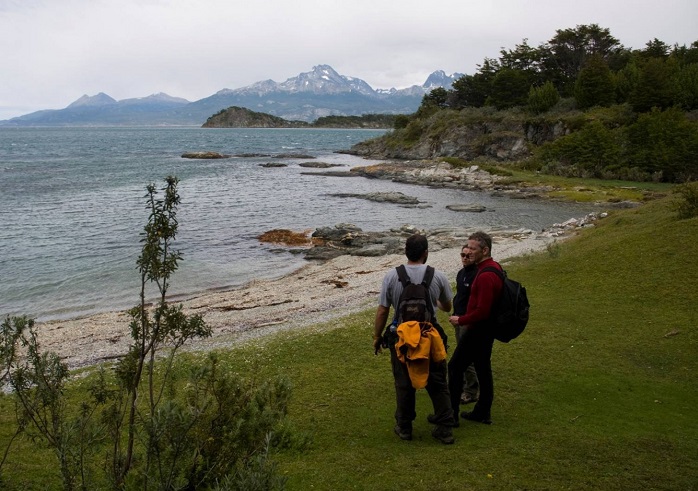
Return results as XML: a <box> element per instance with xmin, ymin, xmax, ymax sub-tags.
<box><xmin>374</xmin><ymin>305</ymin><xmax>390</xmax><ymax>339</ymax></box>
<box><xmin>437</xmin><ymin>299</ymin><xmax>452</xmax><ymax>313</ymax></box>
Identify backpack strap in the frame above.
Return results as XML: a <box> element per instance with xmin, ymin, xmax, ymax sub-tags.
<box><xmin>479</xmin><ymin>265</ymin><xmax>505</xmax><ymax>282</ymax></box>
<box><xmin>396</xmin><ymin>265</ymin><xmax>435</xmax><ymax>287</ymax></box>
<box><xmin>421</xmin><ymin>265</ymin><xmax>435</xmax><ymax>287</ymax></box>
<box><xmin>395</xmin><ymin>264</ymin><xmax>411</xmax><ymax>287</ymax></box>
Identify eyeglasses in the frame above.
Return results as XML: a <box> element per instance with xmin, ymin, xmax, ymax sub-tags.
<box><xmin>460</xmin><ymin>253</ymin><xmax>468</xmax><ymax>258</ymax></box>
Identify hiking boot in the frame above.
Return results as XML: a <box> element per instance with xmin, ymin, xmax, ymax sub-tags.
<box><xmin>394</xmin><ymin>425</ymin><xmax>412</xmax><ymax>441</ymax></box>
<box><xmin>427</xmin><ymin>414</ymin><xmax>458</xmax><ymax>427</ymax></box>
<box><xmin>460</xmin><ymin>392</ymin><xmax>478</xmax><ymax>405</ymax></box>
<box><xmin>432</xmin><ymin>425</ymin><xmax>455</xmax><ymax>444</ymax></box>
<box><xmin>460</xmin><ymin>410</ymin><xmax>492</xmax><ymax>425</ymax></box>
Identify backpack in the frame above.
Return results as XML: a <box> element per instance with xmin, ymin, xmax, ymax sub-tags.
<box><xmin>481</xmin><ymin>266</ymin><xmax>530</xmax><ymax>343</ymax></box>
<box><xmin>395</xmin><ymin>265</ymin><xmax>435</xmax><ymax>324</ymax></box>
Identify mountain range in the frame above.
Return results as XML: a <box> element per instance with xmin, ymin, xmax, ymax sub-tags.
<box><xmin>1</xmin><ymin>65</ymin><xmax>463</xmax><ymax>127</ymax></box>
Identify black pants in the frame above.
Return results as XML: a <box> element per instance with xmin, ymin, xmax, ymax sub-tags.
<box><xmin>447</xmin><ymin>327</ymin><xmax>495</xmax><ymax>419</ymax></box>
<box><xmin>389</xmin><ymin>346</ymin><xmax>454</xmax><ymax>428</ymax></box>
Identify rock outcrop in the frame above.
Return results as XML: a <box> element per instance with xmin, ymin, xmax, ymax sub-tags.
<box><xmin>349</xmin><ymin>160</ymin><xmax>500</xmax><ymax>191</ymax></box>
<box><xmin>181</xmin><ymin>151</ymin><xmax>231</xmax><ymax>159</ymax></box>
<box><xmin>263</xmin><ymin>211</ymin><xmax>609</xmax><ymax>261</ymax></box>
<box><xmin>327</xmin><ymin>191</ymin><xmax>424</xmax><ymax>207</ymax></box>
<box><xmin>346</xmin><ymin>114</ymin><xmax>574</xmax><ymax>162</ymax></box>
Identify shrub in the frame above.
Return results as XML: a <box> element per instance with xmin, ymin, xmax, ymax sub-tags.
<box><xmin>393</xmin><ymin>114</ymin><xmax>410</xmax><ymax>129</ymax></box>
<box><xmin>674</xmin><ymin>181</ymin><xmax>698</xmax><ymax>218</ymax></box>
<box><xmin>625</xmin><ymin>107</ymin><xmax>698</xmax><ymax>182</ymax></box>
<box><xmin>538</xmin><ymin>120</ymin><xmax>622</xmax><ymax>177</ymax></box>
<box><xmin>528</xmin><ymin>81</ymin><xmax>560</xmax><ymax>114</ymax></box>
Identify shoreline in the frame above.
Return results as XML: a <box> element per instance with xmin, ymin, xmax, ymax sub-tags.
<box><xmin>35</xmin><ymin>230</ymin><xmax>562</xmax><ymax>370</ymax></box>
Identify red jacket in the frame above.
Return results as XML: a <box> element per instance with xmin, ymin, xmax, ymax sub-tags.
<box><xmin>457</xmin><ymin>258</ymin><xmax>503</xmax><ymax>327</ymax></box>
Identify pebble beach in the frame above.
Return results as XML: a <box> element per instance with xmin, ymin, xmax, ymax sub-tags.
<box><xmin>35</xmin><ymin>231</ymin><xmax>560</xmax><ymax>370</ymax></box>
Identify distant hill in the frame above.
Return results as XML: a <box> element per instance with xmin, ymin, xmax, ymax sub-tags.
<box><xmin>0</xmin><ymin>65</ymin><xmax>462</xmax><ymax>127</ymax></box>
<box><xmin>202</xmin><ymin>107</ymin><xmax>307</xmax><ymax>128</ymax></box>
<box><xmin>202</xmin><ymin>106</ymin><xmax>397</xmax><ymax>129</ymax></box>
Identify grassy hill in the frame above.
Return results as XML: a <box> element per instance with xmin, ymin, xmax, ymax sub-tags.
<box><xmin>0</xmin><ymin>192</ymin><xmax>695</xmax><ymax>490</ymax></box>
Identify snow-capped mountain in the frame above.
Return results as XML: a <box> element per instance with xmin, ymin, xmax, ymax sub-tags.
<box><xmin>1</xmin><ymin>65</ymin><xmax>461</xmax><ymax>126</ymax></box>
<box><xmin>67</xmin><ymin>92</ymin><xmax>117</xmax><ymax>108</ymax></box>
<box><xmin>423</xmin><ymin>70</ymin><xmax>464</xmax><ymax>90</ymax></box>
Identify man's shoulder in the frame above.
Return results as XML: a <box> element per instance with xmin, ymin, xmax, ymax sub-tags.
<box><xmin>477</xmin><ymin>260</ymin><xmax>504</xmax><ymax>283</ymax></box>
<box><xmin>478</xmin><ymin>258</ymin><xmax>502</xmax><ymax>270</ymax></box>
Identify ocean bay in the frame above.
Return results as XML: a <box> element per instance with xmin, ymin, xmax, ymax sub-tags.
<box><xmin>1</xmin><ymin>127</ymin><xmax>593</xmax><ymax>321</ymax></box>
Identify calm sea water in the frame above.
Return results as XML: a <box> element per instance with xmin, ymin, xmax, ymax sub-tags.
<box><xmin>0</xmin><ymin>127</ymin><xmax>593</xmax><ymax>322</ymax></box>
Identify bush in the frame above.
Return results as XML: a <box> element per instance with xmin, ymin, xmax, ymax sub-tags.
<box><xmin>675</xmin><ymin>181</ymin><xmax>698</xmax><ymax>218</ymax></box>
<box><xmin>528</xmin><ymin>81</ymin><xmax>560</xmax><ymax>114</ymax></box>
<box><xmin>538</xmin><ymin>120</ymin><xmax>622</xmax><ymax>177</ymax></box>
<box><xmin>625</xmin><ymin>107</ymin><xmax>698</xmax><ymax>182</ymax></box>
<box><xmin>393</xmin><ymin>114</ymin><xmax>410</xmax><ymax>129</ymax></box>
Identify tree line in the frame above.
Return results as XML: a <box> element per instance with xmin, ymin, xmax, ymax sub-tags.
<box><xmin>422</xmin><ymin>24</ymin><xmax>698</xmax><ymax>113</ymax></box>
<box><xmin>398</xmin><ymin>24</ymin><xmax>698</xmax><ymax>183</ymax></box>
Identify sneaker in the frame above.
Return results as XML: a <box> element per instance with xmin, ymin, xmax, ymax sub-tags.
<box><xmin>394</xmin><ymin>425</ymin><xmax>412</xmax><ymax>441</ymax></box>
<box><xmin>432</xmin><ymin>425</ymin><xmax>455</xmax><ymax>444</ymax></box>
<box><xmin>460</xmin><ymin>410</ymin><xmax>492</xmax><ymax>425</ymax></box>
<box><xmin>460</xmin><ymin>393</ymin><xmax>479</xmax><ymax>405</ymax></box>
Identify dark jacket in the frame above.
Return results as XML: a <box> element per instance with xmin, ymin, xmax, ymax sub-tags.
<box><xmin>453</xmin><ymin>264</ymin><xmax>477</xmax><ymax>316</ymax></box>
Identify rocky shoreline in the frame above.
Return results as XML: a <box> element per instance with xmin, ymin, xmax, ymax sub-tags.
<box><xmin>30</xmin><ymin>158</ymin><xmax>614</xmax><ymax>371</ymax></box>
<box><xmin>32</xmin><ymin>212</ymin><xmax>604</xmax><ymax>371</ymax></box>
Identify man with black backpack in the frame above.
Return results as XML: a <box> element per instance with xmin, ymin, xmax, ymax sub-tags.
<box><xmin>448</xmin><ymin>231</ymin><xmax>504</xmax><ymax>426</ymax></box>
<box><xmin>373</xmin><ymin>234</ymin><xmax>455</xmax><ymax>444</ymax></box>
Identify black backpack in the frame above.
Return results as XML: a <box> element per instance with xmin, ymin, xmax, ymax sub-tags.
<box><xmin>396</xmin><ymin>265</ymin><xmax>435</xmax><ymax>324</ymax></box>
<box><xmin>481</xmin><ymin>266</ymin><xmax>530</xmax><ymax>343</ymax></box>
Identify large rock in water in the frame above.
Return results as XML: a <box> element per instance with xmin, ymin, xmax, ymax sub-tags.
<box><xmin>181</xmin><ymin>151</ymin><xmax>231</xmax><ymax>159</ymax></box>
<box><xmin>446</xmin><ymin>204</ymin><xmax>487</xmax><ymax>213</ymax></box>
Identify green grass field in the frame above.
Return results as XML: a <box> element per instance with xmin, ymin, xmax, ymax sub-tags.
<box><xmin>1</xmin><ymin>193</ymin><xmax>696</xmax><ymax>490</ymax></box>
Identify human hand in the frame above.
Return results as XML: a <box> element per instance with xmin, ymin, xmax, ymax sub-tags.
<box><xmin>373</xmin><ymin>336</ymin><xmax>383</xmax><ymax>355</ymax></box>
<box><xmin>448</xmin><ymin>315</ymin><xmax>460</xmax><ymax>326</ymax></box>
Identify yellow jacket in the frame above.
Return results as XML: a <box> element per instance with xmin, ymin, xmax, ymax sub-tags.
<box><xmin>395</xmin><ymin>321</ymin><xmax>447</xmax><ymax>389</ymax></box>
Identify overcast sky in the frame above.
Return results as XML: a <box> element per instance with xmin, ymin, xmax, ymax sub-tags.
<box><xmin>0</xmin><ymin>0</ymin><xmax>696</xmax><ymax>120</ymax></box>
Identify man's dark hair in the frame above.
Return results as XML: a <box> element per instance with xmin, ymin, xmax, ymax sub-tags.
<box><xmin>405</xmin><ymin>234</ymin><xmax>428</xmax><ymax>262</ymax></box>
<box><xmin>469</xmin><ymin>231</ymin><xmax>493</xmax><ymax>253</ymax></box>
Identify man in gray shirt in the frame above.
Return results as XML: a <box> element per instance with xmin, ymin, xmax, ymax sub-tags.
<box><xmin>373</xmin><ymin>234</ymin><xmax>456</xmax><ymax>444</ymax></box>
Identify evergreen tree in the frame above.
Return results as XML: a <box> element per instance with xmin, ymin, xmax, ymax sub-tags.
<box><xmin>574</xmin><ymin>54</ymin><xmax>616</xmax><ymax>109</ymax></box>
<box><xmin>640</xmin><ymin>38</ymin><xmax>670</xmax><ymax>59</ymax></box>
<box><xmin>487</xmin><ymin>68</ymin><xmax>532</xmax><ymax>109</ymax></box>
<box><xmin>630</xmin><ymin>57</ymin><xmax>677</xmax><ymax>112</ymax></box>
<box><xmin>499</xmin><ymin>38</ymin><xmax>546</xmax><ymax>86</ymax></box>
<box><xmin>614</xmin><ymin>59</ymin><xmax>641</xmax><ymax>103</ymax></box>
<box><xmin>674</xmin><ymin>63</ymin><xmax>698</xmax><ymax>110</ymax></box>
<box><xmin>540</xmin><ymin>24</ymin><xmax>624</xmax><ymax>96</ymax></box>
<box><xmin>448</xmin><ymin>59</ymin><xmax>498</xmax><ymax>108</ymax></box>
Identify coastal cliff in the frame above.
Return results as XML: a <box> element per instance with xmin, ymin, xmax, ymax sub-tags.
<box><xmin>347</xmin><ymin>109</ymin><xmax>571</xmax><ymax>162</ymax></box>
